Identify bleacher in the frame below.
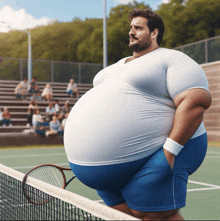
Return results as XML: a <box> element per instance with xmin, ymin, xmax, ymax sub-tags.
<box><xmin>0</xmin><ymin>59</ymin><xmax>220</xmax><ymax>147</ymax></box>
<box><xmin>202</xmin><ymin>61</ymin><xmax>220</xmax><ymax>142</ymax></box>
<box><xmin>0</xmin><ymin>80</ymin><xmax>93</xmax><ymax>146</ymax></box>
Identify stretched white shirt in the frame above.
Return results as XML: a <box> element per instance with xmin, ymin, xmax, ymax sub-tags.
<box><xmin>64</xmin><ymin>48</ymin><xmax>209</xmax><ymax>166</ymax></box>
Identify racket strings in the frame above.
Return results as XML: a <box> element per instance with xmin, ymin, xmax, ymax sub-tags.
<box><xmin>28</xmin><ymin>166</ymin><xmax>64</xmax><ymax>188</ymax></box>
<box><xmin>23</xmin><ymin>166</ymin><xmax>65</xmax><ymax>205</ymax></box>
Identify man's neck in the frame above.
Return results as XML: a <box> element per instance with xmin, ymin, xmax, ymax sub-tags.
<box><xmin>126</xmin><ymin>45</ymin><xmax>159</xmax><ymax>63</ymax></box>
<box><xmin>133</xmin><ymin>45</ymin><xmax>159</xmax><ymax>59</ymax></box>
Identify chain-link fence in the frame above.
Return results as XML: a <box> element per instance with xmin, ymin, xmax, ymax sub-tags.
<box><xmin>175</xmin><ymin>35</ymin><xmax>220</xmax><ymax>64</ymax></box>
<box><xmin>0</xmin><ymin>57</ymin><xmax>103</xmax><ymax>84</ymax></box>
<box><xmin>1</xmin><ymin>35</ymin><xmax>219</xmax><ymax>83</ymax></box>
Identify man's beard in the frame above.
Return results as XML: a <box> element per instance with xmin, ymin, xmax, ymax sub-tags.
<box><xmin>129</xmin><ymin>37</ymin><xmax>152</xmax><ymax>52</ymax></box>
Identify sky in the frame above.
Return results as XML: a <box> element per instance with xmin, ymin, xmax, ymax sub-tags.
<box><xmin>0</xmin><ymin>0</ymin><xmax>170</xmax><ymax>32</ymax></box>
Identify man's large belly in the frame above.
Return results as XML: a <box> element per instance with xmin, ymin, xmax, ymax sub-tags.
<box><xmin>64</xmin><ymin>81</ymin><xmax>175</xmax><ymax>166</ymax></box>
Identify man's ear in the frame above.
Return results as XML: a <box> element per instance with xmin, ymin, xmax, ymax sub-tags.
<box><xmin>151</xmin><ymin>28</ymin><xmax>159</xmax><ymax>39</ymax></box>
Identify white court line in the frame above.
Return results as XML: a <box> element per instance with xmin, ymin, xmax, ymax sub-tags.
<box><xmin>187</xmin><ymin>187</ymin><xmax>220</xmax><ymax>192</ymax></box>
<box><xmin>12</xmin><ymin>163</ymin><xmax>69</xmax><ymax>170</ymax></box>
<box><xmin>188</xmin><ymin>180</ymin><xmax>220</xmax><ymax>192</ymax></box>
<box><xmin>188</xmin><ymin>180</ymin><xmax>220</xmax><ymax>188</ymax></box>
<box><xmin>0</xmin><ymin>153</ymin><xmax>65</xmax><ymax>159</ymax></box>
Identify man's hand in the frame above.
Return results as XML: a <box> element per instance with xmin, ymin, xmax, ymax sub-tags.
<box><xmin>163</xmin><ymin>148</ymin><xmax>175</xmax><ymax>170</ymax></box>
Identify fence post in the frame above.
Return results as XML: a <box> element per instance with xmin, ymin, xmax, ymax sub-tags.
<box><xmin>205</xmin><ymin>40</ymin><xmax>208</xmax><ymax>63</ymax></box>
<box><xmin>78</xmin><ymin>63</ymin><xmax>82</xmax><ymax>84</ymax></box>
<box><xmin>20</xmin><ymin>58</ymin><xmax>23</xmax><ymax>81</ymax></box>
<box><xmin>51</xmin><ymin>61</ymin><xmax>54</xmax><ymax>83</ymax></box>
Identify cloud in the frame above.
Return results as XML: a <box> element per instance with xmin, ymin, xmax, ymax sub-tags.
<box><xmin>161</xmin><ymin>0</ymin><xmax>170</xmax><ymax>3</ymax></box>
<box><xmin>114</xmin><ymin>0</ymin><xmax>134</xmax><ymax>5</ymax></box>
<box><xmin>0</xmin><ymin>5</ymin><xmax>55</xmax><ymax>33</ymax></box>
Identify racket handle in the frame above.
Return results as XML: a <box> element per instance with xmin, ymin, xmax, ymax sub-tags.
<box><xmin>65</xmin><ymin>175</ymin><xmax>76</xmax><ymax>188</ymax></box>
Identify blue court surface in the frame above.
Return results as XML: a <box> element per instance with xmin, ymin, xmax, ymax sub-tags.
<box><xmin>0</xmin><ymin>144</ymin><xmax>220</xmax><ymax>220</ymax></box>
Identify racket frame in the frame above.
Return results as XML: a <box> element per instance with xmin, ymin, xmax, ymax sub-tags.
<box><xmin>22</xmin><ymin>164</ymin><xmax>74</xmax><ymax>205</ymax></box>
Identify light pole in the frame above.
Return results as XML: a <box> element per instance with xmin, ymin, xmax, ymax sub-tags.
<box><xmin>103</xmin><ymin>0</ymin><xmax>108</xmax><ymax>68</ymax></box>
<box><xmin>25</xmin><ymin>30</ymin><xmax>32</xmax><ymax>83</ymax></box>
<box><xmin>0</xmin><ymin>21</ymin><xmax>32</xmax><ymax>82</ymax></box>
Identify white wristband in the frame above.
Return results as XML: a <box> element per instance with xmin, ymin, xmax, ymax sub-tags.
<box><xmin>163</xmin><ymin>138</ymin><xmax>184</xmax><ymax>156</ymax></box>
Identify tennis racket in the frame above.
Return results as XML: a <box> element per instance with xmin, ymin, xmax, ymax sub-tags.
<box><xmin>22</xmin><ymin>164</ymin><xmax>76</xmax><ymax>205</ymax></box>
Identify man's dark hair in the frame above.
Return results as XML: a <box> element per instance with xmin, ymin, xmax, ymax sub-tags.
<box><xmin>128</xmin><ymin>9</ymin><xmax>165</xmax><ymax>46</ymax></box>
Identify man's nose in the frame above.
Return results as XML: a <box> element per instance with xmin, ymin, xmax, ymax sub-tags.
<box><xmin>129</xmin><ymin>27</ymin><xmax>135</xmax><ymax>36</ymax></box>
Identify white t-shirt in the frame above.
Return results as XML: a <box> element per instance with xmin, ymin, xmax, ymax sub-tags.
<box><xmin>41</xmin><ymin>87</ymin><xmax>52</xmax><ymax>97</ymax></box>
<box><xmin>20</xmin><ymin>81</ymin><xmax>28</xmax><ymax>89</ymax></box>
<box><xmin>32</xmin><ymin>114</ymin><xmax>42</xmax><ymax>124</ymax></box>
<box><xmin>46</xmin><ymin>106</ymin><xmax>55</xmax><ymax>115</ymax></box>
<box><xmin>55</xmin><ymin>103</ymin><xmax>60</xmax><ymax>112</ymax></box>
<box><xmin>66</xmin><ymin>83</ymin><xmax>77</xmax><ymax>92</ymax></box>
<box><xmin>64</xmin><ymin>48</ymin><xmax>209</xmax><ymax>166</ymax></box>
<box><xmin>62</xmin><ymin>118</ymin><xmax>67</xmax><ymax>127</ymax></box>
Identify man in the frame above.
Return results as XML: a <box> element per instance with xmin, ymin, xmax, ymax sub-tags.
<box><xmin>45</xmin><ymin>115</ymin><xmax>62</xmax><ymax>137</ymax></box>
<box><xmin>2</xmin><ymin>107</ymin><xmax>12</xmax><ymax>126</ymax></box>
<box><xmin>29</xmin><ymin>77</ymin><xmax>40</xmax><ymax>96</ymax></box>
<box><xmin>14</xmin><ymin>83</ymin><xmax>23</xmax><ymax>99</ymax></box>
<box><xmin>41</xmin><ymin>83</ymin><xmax>53</xmax><ymax>101</ymax></box>
<box><xmin>14</xmin><ymin>77</ymin><xmax>28</xmax><ymax>100</ymax></box>
<box><xmin>45</xmin><ymin>102</ymin><xmax>56</xmax><ymax>121</ymax></box>
<box><xmin>58</xmin><ymin>100</ymin><xmax>71</xmax><ymax>121</ymax></box>
<box><xmin>64</xmin><ymin>9</ymin><xmax>211</xmax><ymax>220</ymax></box>
<box><xmin>20</xmin><ymin>77</ymin><xmax>29</xmax><ymax>92</ymax></box>
<box><xmin>66</xmin><ymin>79</ymin><xmax>79</xmax><ymax>98</ymax></box>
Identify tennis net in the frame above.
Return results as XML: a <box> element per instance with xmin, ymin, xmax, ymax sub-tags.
<box><xmin>0</xmin><ymin>163</ymin><xmax>138</xmax><ymax>220</ymax></box>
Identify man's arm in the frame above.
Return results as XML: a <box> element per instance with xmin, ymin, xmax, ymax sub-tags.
<box><xmin>15</xmin><ymin>83</ymin><xmax>21</xmax><ymax>93</ymax></box>
<box><xmin>164</xmin><ymin>88</ymin><xmax>212</xmax><ymax>169</ymax></box>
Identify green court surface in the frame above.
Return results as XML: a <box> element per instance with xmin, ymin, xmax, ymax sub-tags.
<box><xmin>0</xmin><ymin>144</ymin><xmax>220</xmax><ymax>220</ymax></box>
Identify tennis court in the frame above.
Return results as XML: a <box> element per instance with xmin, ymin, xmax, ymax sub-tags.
<box><xmin>1</xmin><ymin>143</ymin><xmax>220</xmax><ymax>220</ymax></box>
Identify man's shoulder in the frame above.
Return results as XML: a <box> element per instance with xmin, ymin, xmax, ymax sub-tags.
<box><xmin>151</xmin><ymin>48</ymin><xmax>191</xmax><ymax>63</ymax></box>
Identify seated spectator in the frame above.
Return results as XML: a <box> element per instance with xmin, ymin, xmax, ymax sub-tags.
<box><xmin>45</xmin><ymin>115</ymin><xmax>63</xmax><ymax>137</ymax></box>
<box><xmin>41</xmin><ymin>84</ymin><xmax>53</xmax><ymax>101</ymax></box>
<box><xmin>32</xmin><ymin>109</ymin><xmax>44</xmax><ymax>128</ymax></box>
<box><xmin>28</xmin><ymin>77</ymin><xmax>40</xmax><ymax>96</ymax></box>
<box><xmin>58</xmin><ymin>100</ymin><xmax>71</xmax><ymax>121</ymax></box>
<box><xmin>20</xmin><ymin>77</ymin><xmax>29</xmax><ymax>90</ymax></box>
<box><xmin>2</xmin><ymin>107</ymin><xmax>12</xmax><ymax>126</ymax></box>
<box><xmin>14</xmin><ymin>77</ymin><xmax>28</xmax><ymax>100</ymax></box>
<box><xmin>59</xmin><ymin>112</ymin><xmax>69</xmax><ymax>138</ymax></box>
<box><xmin>32</xmin><ymin>109</ymin><xmax>47</xmax><ymax>137</ymax></box>
<box><xmin>30</xmin><ymin>91</ymin><xmax>41</xmax><ymax>101</ymax></box>
<box><xmin>27</xmin><ymin>100</ymin><xmax>38</xmax><ymax>127</ymax></box>
<box><xmin>66</xmin><ymin>79</ymin><xmax>79</xmax><ymax>99</ymax></box>
<box><xmin>20</xmin><ymin>77</ymin><xmax>29</xmax><ymax>99</ymax></box>
<box><xmin>0</xmin><ymin>108</ymin><xmax>3</xmax><ymax>126</ymax></box>
<box><xmin>54</xmin><ymin>100</ymin><xmax>61</xmax><ymax>114</ymax></box>
<box><xmin>45</xmin><ymin>102</ymin><xmax>56</xmax><ymax>121</ymax></box>
<box><xmin>14</xmin><ymin>84</ymin><xmax>23</xmax><ymax>100</ymax></box>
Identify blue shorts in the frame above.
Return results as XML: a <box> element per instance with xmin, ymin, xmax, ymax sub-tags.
<box><xmin>67</xmin><ymin>90</ymin><xmax>73</xmax><ymax>95</ymax></box>
<box><xmin>69</xmin><ymin>133</ymin><xmax>207</xmax><ymax>212</ymax></box>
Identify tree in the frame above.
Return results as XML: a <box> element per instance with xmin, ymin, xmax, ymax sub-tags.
<box><xmin>156</xmin><ymin>0</ymin><xmax>220</xmax><ymax>48</ymax></box>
